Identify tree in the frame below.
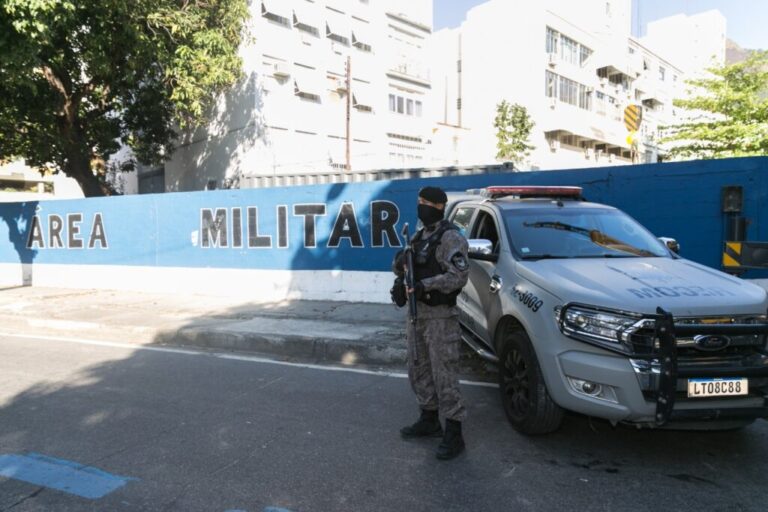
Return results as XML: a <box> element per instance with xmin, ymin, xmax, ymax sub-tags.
<box><xmin>661</xmin><ymin>51</ymin><xmax>768</xmax><ymax>159</ymax></box>
<box><xmin>493</xmin><ymin>100</ymin><xmax>535</xmax><ymax>166</ymax></box>
<box><xmin>0</xmin><ymin>0</ymin><xmax>249</xmax><ymax>196</ymax></box>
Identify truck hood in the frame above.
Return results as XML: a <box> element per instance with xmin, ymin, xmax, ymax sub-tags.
<box><xmin>516</xmin><ymin>257</ymin><xmax>768</xmax><ymax>317</ymax></box>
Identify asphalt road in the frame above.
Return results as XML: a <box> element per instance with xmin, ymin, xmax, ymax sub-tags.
<box><xmin>0</xmin><ymin>333</ymin><xmax>767</xmax><ymax>512</ymax></box>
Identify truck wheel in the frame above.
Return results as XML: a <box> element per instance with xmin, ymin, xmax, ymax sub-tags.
<box><xmin>498</xmin><ymin>329</ymin><xmax>564</xmax><ymax>435</ymax></box>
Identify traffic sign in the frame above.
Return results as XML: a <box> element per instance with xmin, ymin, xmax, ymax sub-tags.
<box><xmin>624</xmin><ymin>104</ymin><xmax>642</xmax><ymax>132</ymax></box>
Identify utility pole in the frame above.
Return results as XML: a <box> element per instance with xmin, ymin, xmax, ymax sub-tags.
<box><xmin>345</xmin><ymin>55</ymin><xmax>351</xmax><ymax>171</ymax></box>
<box><xmin>458</xmin><ymin>34</ymin><xmax>463</xmax><ymax>128</ymax></box>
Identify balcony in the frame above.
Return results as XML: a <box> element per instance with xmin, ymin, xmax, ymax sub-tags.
<box><xmin>387</xmin><ymin>60</ymin><xmax>430</xmax><ymax>87</ymax></box>
<box><xmin>542</xmin><ymin>104</ymin><xmax>631</xmax><ymax>154</ymax></box>
<box><xmin>593</xmin><ymin>49</ymin><xmax>637</xmax><ymax>89</ymax></box>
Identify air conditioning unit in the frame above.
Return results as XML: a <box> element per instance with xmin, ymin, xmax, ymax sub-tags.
<box><xmin>585</xmin><ymin>148</ymin><xmax>595</xmax><ymax>159</ymax></box>
<box><xmin>548</xmin><ymin>53</ymin><xmax>557</xmax><ymax>67</ymax></box>
<box><xmin>549</xmin><ymin>139</ymin><xmax>561</xmax><ymax>151</ymax></box>
<box><xmin>599</xmin><ymin>77</ymin><xmax>608</xmax><ymax>87</ymax></box>
<box><xmin>273</xmin><ymin>62</ymin><xmax>290</xmax><ymax>78</ymax></box>
<box><xmin>334</xmin><ymin>78</ymin><xmax>347</xmax><ymax>93</ymax></box>
<box><xmin>608</xmin><ymin>153</ymin><xmax>616</xmax><ymax>162</ymax></box>
<box><xmin>549</xmin><ymin>97</ymin><xmax>557</xmax><ymax>109</ymax></box>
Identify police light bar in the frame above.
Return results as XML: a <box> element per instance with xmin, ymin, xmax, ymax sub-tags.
<box><xmin>480</xmin><ymin>186</ymin><xmax>583</xmax><ymax>199</ymax></box>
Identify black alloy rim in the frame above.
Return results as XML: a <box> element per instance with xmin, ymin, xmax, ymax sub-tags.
<box><xmin>502</xmin><ymin>347</ymin><xmax>530</xmax><ymax>420</ymax></box>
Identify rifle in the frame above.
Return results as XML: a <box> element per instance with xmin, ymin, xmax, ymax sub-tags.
<box><xmin>401</xmin><ymin>223</ymin><xmax>417</xmax><ymax>324</ymax></box>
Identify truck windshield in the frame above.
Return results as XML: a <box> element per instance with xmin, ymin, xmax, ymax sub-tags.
<box><xmin>503</xmin><ymin>207</ymin><xmax>670</xmax><ymax>259</ymax></box>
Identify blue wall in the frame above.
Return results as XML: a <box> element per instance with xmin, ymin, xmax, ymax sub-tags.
<box><xmin>1</xmin><ymin>157</ymin><xmax>767</xmax><ymax>276</ymax></box>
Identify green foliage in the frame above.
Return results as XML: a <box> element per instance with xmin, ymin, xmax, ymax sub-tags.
<box><xmin>0</xmin><ymin>0</ymin><xmax>249</xmax><ymax>195</ymax></box>
<box><xmin>494</xmin><ymin>100</ymin><xmax>535</xmax><ymax>166</ymax></box>
<box><xmin>661</xmin><ymin>51</ymin><xmax>768</xmax><ymax>159</ymax></box>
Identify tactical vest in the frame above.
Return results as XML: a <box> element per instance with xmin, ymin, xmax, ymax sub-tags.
<box><xmin>413</xmin><ymin>220</ymin><xmax>461</xmax><ymax>307</ymax></box>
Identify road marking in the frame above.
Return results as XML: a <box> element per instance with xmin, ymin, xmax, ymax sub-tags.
<box><xmin>0</xmin><ymin>452</ymin><xmax>135</xmax><ymax>499</ymax></box>
<box><xmin>0</xmin><ymin>332</ymin><xmax>498</xmax><ymax>388</ymax></box>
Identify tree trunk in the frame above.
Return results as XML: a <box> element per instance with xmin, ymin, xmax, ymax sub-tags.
<box><xmin>57</xmin><ymin>88</ymin><xmax>116</xmax><ymax>197</ymax></box>
<box><xmin>69</xmin><ymin>165</ymin><xmax>115</xmax><ymax>197</ymax></box>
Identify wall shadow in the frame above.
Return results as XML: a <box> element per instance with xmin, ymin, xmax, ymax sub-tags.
<box><xmin>166</xmin><ymin>71</ymin><xmax>268</xmax><ymax>193</ymax></box>
<box><xmin>0</xmin><ymin>201</ymin><xmax>39</xmax><ymax>286</ymax></box>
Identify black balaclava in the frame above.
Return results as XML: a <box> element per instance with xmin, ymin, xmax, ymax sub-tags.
<box><xmin>418</xmin><ymin>187</ymin><xmax>447</xmax><ymax>227</ymax></box>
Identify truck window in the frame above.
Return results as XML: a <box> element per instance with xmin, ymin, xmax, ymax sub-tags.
<box><xmin>471</xmin><ymin>211</ymin><xmax>500</xmax><ymax>253</ymax></box>
<box><xmin>451</xmin><ymin>206</ymin><xmax>475</xmax><ymax>237</ymax></box>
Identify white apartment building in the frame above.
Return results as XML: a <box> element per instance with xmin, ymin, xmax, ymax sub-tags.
<box><xmin>0</xmin><ymin>160</ymin><xmax>84</xmax><ymax>202</ymax></box>
<box><xmin>429</xmin><ymin>0</ymin><xmax>715</xmax><ymax>171</ymax></box>
<box><xmin>642</xmin><ymin>11</ymin><xmax>727</xmax><ymax>78</ymax></box>
<box><xmin>151</xmin><ymin>0</ymin><xmax>434</xmax><ymax>192</ymax></box>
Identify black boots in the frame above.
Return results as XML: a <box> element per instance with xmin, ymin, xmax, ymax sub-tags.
<box><xmin>400</xmin><ymin>409</ymin><xmax>443</xmax><ymax>438</ymax></box>
<box><xmin>436</xmin><ymin>419</ymin><xmax>465</xmax><ymax>460</ymax></box>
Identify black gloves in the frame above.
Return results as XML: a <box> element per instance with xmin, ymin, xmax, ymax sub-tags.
<box><xmin>413</xmin><ymin>281</ymin><xmax>425</xmax><ymax>299</ymax></box>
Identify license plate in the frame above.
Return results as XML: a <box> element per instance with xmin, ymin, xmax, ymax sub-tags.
<box><xmin>687</xmin><ymin>378</ymin><xmax>748</xmax><ymax>398</ymax></box>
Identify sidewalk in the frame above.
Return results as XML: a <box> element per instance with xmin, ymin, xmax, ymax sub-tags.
<box><xmin>0</xmin><ymin>286</ymin><xmax>408</xmax><ymax>367</ymax></box>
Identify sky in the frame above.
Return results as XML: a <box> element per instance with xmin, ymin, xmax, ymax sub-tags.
<box><xmin>433</xmin><ymin>0</ymin><xmax>768</xmax><ymax>50</ymax></box>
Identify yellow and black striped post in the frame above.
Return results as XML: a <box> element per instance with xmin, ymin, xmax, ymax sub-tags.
<box><xmin>623</xmin><ymin>104</ymin><xmax>642</xmax><ymax>132</ymax></box>
<box><xmin>722</xmin><ymin>242</ymin><xmax>742</xmax><ymax>268</ymax></box>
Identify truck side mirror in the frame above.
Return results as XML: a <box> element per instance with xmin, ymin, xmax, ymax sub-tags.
<box><xmin>659</xmin><ymin>237</ymin><xmax>680</xmax><ymax>254</ymax></box>
<box><xmin>468</xmin><ymin>239</ymin><xmax>498</xmax><ymax>262</ymax></box>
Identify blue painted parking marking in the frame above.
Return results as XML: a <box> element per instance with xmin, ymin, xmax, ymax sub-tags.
<box><xmin>0</xmin><ymin>452</ymin><xmax>136</xmax><ymax>499</ymax></box>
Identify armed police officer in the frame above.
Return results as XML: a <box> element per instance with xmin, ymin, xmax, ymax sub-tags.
<box><xmin>392</xmin><ymin>186</ymin><xmax>470</xmax><ymax>460</ymax></box>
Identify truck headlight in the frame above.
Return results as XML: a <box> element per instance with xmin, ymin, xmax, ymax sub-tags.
<box><xmin>556</xmin><ymin>304</ymin><xmax>651</xmax><ymax>355</ymax></box>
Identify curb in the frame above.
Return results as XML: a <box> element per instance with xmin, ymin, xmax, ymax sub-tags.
<box><xmin>0</xmin><ymin>314</ymin><xmax>408</xmax><ymax>367</ymax></box>
<box><xmin>154</xmin><ymin>326</ymin><xmax>407</xmax><ymax>366</ymax></box>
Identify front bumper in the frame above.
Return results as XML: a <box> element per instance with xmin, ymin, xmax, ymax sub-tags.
<box><xmin>553</xmin><ymin>308</ymin><xmax>768</xmax><ymax>426</ymax></box>
<box><xmin>647</xmin><ymin>307</ymin><xmax>768</xmax><ymax>426</ymax></box>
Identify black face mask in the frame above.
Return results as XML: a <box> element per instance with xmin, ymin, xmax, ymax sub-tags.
<box><xmin>418</xmin><ymin>204</ymin><xmax>444</xmax><ymax>226</ymax></box>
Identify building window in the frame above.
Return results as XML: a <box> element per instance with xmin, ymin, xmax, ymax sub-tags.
<box><xmin>546</xmin><ymin>27</ymin><xmax>591</xmax><ymax>67</ymax></box>
<box><xmin>579</xmin><ymin>45</ymin><xmax>592</xmax><ymax>66</ymax></box>
<box><xmin>546</xmin><ymin>27</ymin><xmax>559</xmax><ymax>54</ymax></box>
<box><xmin>262</xmin><ymin>2</ymin><xmax>291</xmax><ymax>27</ymax></box>
<box><xmin>352</xmin><ymin>34</ymin><xmax>372</xmax><ymax>52</ymax></box>
<box><xmin>659</xmin><ymin>66</ymin><xmax>666</xmax><ymax>81</ymax></box>
<box><xmin>560</xmin><ymin>35</ymin><xmax>578</xmax><ymax>65</ymax></box>
<box><xmin>546</xmin><ymin>70</ymin><xmax>591</xmax><ymax>111</ymax></box>
<box><xmin>545</xmin><ymin>70</ymin><xmax>557</xmax><ymax>98</ymax></box>
<box><xmin>388</xmin><ymin>94</ymin><xmax>422</xmax><ymax>117</ymax></box>
<box><xmin>326</xmin><ymin>22</ymin><xmax>350</xmax><ymax>46</ymax></box>
<box><xmin>294</xmin><ymin>12</ymin><xmax>319</xmax><ymax>36</ymax></box>
<box><xmin>578</xmin><ymin>84</ymin><xmax>591</xmax><ymax>110</ymax></box>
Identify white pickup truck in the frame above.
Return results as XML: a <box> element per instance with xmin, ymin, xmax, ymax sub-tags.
<box><xmin>448</xmin><ymin>186</ymin><xmax>768</xmax><ymax>434</ymax></box>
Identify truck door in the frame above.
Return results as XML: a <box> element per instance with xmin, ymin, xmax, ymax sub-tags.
<box><xmin>463</xmin><ymin>208</ymin><xmax>503</xmax><ymax>344</ymax></box>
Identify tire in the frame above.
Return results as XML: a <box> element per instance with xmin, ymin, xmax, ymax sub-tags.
<box><xmin>498</xmin><ymin>329</ymin><xmax>564</xmax><ymax>435</ymax></box>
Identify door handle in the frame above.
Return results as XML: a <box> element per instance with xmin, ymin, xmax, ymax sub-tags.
<box><xmin>489</xmin><ymin>275</ymin><xmax>502</xmax><ymax>294</ymax></box>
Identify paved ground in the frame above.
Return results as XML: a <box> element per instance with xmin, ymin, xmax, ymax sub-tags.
<box><xmin>0</xmin><ymin>286</ymin><xmax>496</xmax><ymax>378</ymax></box>
<box><xmin>1</xmin><ymin>333</ymin><xmax>767</xmax><ymax>512</ymax></box>
<box><xmin>0</xmin><ymin>286</ymin><xmax>407</xmax><ymax>366</ymax></box>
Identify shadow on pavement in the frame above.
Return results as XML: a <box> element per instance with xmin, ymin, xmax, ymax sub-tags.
<box><xmin>1</xmin><ymin>316</ymin><xmax>768</xmax><ymax>511</ymax></box>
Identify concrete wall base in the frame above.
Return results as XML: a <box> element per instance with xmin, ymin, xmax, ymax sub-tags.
<box><xmin>0</xmin><ymin>263</ymin><xmax>393</xmax><ymax>303</ymax></box>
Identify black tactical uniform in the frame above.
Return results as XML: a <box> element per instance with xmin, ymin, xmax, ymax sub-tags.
<box><xmin>393</xmin><ymin>186</ymin><xmax>469</xmax><ymax>460</ymax></box>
